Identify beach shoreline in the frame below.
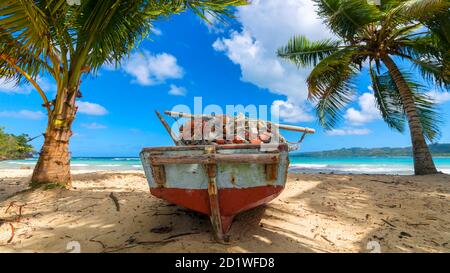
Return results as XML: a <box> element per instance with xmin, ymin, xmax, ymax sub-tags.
<box><xmin>2</xmin><ymin>155</ymin><xmax>450</xmax><ymax>175</ymax></box>
<box><xmin>0</xmin><ymin>169</ymin><xmax>449</xmax><ymax>253</ymax></box>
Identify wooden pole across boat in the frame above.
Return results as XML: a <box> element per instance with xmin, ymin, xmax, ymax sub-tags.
<box><xmin>164</xmin><ymin>111</ymin><xmax>316</xmax><ymax>134</ymax></box>
<box><xmin>155</xmin><ymin>111</ymin><xmax>181</xmax><ymax>146</ymax></box>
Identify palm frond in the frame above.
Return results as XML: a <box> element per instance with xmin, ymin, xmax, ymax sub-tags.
<box><xmin>0</xmin><ymin>0</ymin><xmax>51</xmax><ymax>57</ymax></box>
<box><xmin>0</xmin><ymin>26</ymin><xmax>53</xmax><ymax>85</ymax></box>
<box><xmin>398</xmin><ymin>35</ymin><xmax>442</xmax><ymax>59</ymax></box>
<box><xmin>414</xmin><ymin>92</ymin><xmax>442</xmax><ymax>142</ymax></box>
<box><xmin>393</xmin><ymin>0</ymin><xmax>449</xmax><ymax>21</ymax></box>
<box><xmin>369</xmin><ymin>65</ymin><xmax>406</xmax><ymax>132</ymax></box>
<box><xmin>184</xmin><ymin>0</ymin><xmax>248</xmax><ymax>23</ymax></box>
<box><xmin>423</xmin><ymin>8</ymin><xmax>450</xmax><ymax>49</ymax></box>
<box><xmin>396</xmin><ymin>36</ymin><xmax>449</xmax><ymax>88</ymax></box>
<box><xmin>277</xmin><ymin>35</ymin><xmax>341</xmax><ymax>67</ymax></box>
<box><xmin>1</xmin><ymin>0</ymin><xmax>248</xmax><ymax>99</ymax></box>
<box><xmin>72</xmin><ymin>0</ymin><xmax>248</xmax><ymax>75</ymax></box>
<box><xmin>313</xmin><ymin>0</ymin><xmax>382</xmax><ymax>39</ymax></box>
<box><xmin>307</xmin><ymin>48</ymin><xmax>361</xmax><ymax>129</ymax></box>
<box><xmin>73</xmin><ymin>1</ymin><xmax>152</xmax><ymax>72</ymax></box>
<box><xmin>390</xmin><ymin>0</ymin><xmax>450</xmax><ymax>53</ymax></box>
<box><xmin>374</xmin><ymin>69</ymin><xmax>442</xmax><ymax>142</ymax></box>
<box><xmin>412</xmin><ymin>59</ymin><xmax>449</xmax><ymax>89</ymax></box>
<box><xmin>143</xmin><ymin>0</ymin><xmax>248</xmax><ymax>22</ymax></box>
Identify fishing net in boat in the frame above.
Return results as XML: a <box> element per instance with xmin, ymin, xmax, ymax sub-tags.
<box><xmin>175</xmin><ymin>113</ymin><xmax>287</xmax><ymax>146</ymax></box>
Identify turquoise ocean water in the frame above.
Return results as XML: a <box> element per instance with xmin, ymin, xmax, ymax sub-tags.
<box><xmin>2</xmin><ymin>156</ymin><xmax>450</xmax><ymax>175</ymax></box>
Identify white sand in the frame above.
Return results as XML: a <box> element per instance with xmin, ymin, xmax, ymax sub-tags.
<box><xmin>0</xmin><ymin>169</ymin><xmax>449</xmax><ymax>253</ymax></box>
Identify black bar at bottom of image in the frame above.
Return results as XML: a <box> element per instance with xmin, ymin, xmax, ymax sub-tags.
<box><xmin>2</xmin><ymin>252</ymin><xmax>446</xmax><ymax>272</ymax></box>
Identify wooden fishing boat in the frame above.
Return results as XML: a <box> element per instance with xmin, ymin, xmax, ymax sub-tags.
<box><xmin>140</xmin><ymin>111</ymin><xmax>314</xmax><ymax>241</ymax></box>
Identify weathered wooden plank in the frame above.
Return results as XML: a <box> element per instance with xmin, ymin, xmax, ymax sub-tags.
<box><xmin>217</xmin><ymin>144</ymin><xmax>285</xmax><ymax>151</ymax></box>
<box><xmin>142</xmin><ymin>146</ymin><xmax>207</xmax><ymax>152</ymax></box>
<box><xmin>265</xmin><ymin>163</ymin><xmax>278</xmax><ymax>181</ymax></box>
<box><xmin>215</xmin><ymin>154</ymin><xmax>279</xmax><ymax>164</ymax></box>
<box><xmin>150</xmin><ymin>165</ymin><xmax>166</xmax><ymax>187</ymax></box>
<box><xmin>149</xmin><ymin>154</ymin><xmax>215</xmax><ymax>165</ymax></box>
<box><xmin>205</xmin><ymin>146</ymin><xmax>224</xmax><ymax>241</ymax></box>
<box><xmin>141</xmin><ymin>143</ymin><xmax>288</xmax><ymax>152</ymax></box>
<box><xmin>149</xmin><ymin>153</ymin><xmax>279</xmax><ymax>165</ymax></box>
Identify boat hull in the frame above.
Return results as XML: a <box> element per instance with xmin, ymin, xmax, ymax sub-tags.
<box><xmin>140</xmin><ymin>144</ymin><xmax>289</xmax><ymax>239</ymax></box>
<box><xmin>150</xmin><ymin>185</ymin><xmax>284</xmax><ymax>233</ymax></box>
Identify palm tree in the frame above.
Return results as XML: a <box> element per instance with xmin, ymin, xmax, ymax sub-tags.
<box><xmin>277</xmin><ymin>0</ymin><xmax>449</xmax><ymax>175</ymax></box>
<box><xmin>0</xmin><ymin>0</ymin><xmax>247</xmax><ymax>187</ymax></box>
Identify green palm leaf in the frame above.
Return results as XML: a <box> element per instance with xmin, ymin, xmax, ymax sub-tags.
<box><xmin>307</xmin><ymin>48</ymin><xmax>361</xmax><ymax>129</ymax></box>
<box><xmin>313</xmin><ymin>0</ymin><xmax>382</xmax><ymax>39</ymax></box>
<box><xmin>370</xmin><ymin>65</ymin><xmax>406</xmax><ymax>132</ymax></box>
<box><xmin>74</xmin><ymin>1</ymin><xmax>152</xmax><ymax>72</ymax></box>
<box><xmin>372</xmin><ymin>69</ymin><xmax>442</xmax><ymax>142</ymax></box>
<box><xmin>393</xmin><ymin>0</ymin><xmax>450</xmax><ymax>66</ymax></box>
<box><xmin>397</xmin><ymin>36</ymin><xmax>449</xmax><ymax>88</ymax></box>
<box><xmin>394</xmin><ymin>0</ymin><xmax>449</xmax><ymax>21</ymax></box>
<box><xmin>414</xmin><ymin>92</ymin><xmax>442</xmax><ymax>142</ymax></box>
<box><xmin>0</xmin><ymin>26</ymin><xmax>53</xmax><ymax>85</ymax></box>
<box><xmin>277</xmin><ymin>35</ymin><xmax>341</xmax><ymax>67</ymax></box>
<box><xmin>0</xmin><ymin>0</ymin><xmax>51</xmax><ymax>56</ymax></box>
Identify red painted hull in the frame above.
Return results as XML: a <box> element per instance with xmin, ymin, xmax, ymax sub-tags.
<box><xmin>151</xmin><ymin>185</ymin><xmax>284</xmax><ymax>233</ymax></box>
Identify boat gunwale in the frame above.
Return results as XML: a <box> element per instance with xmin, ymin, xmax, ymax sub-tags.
<box><xmin>140</xmin><ymin>143</ymin><xmax>289</xmax><ymax>153</ymax></box>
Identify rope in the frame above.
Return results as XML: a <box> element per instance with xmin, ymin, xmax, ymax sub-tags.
<box><xmin>286</xmin><ymin>132</ymin><xmax>308</xmax><ymax>151</ymax></box>
<box><xmin>285</xmin><ymin>132</ymin><xmax>307</xmax><ymax>145</ymax></box>
<box><xmin>27</xmin><ymin>133</ymin><xmax>44</xmax><ymax>143</ymax></box>
<box><xmin>171</xmin><ymin>116</ymin><xmax>185</xmax><ymax>145</ymax></box>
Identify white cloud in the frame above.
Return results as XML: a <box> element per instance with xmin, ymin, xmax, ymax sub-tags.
<box><xmin>0</xmin><ymin>76</ymin><xmax>56</xmax><ymax>94</ymax></box>
<box><xmin>344</xmin><ymin>92</ymin><xmax>380</xmax><ymax>125</ymax></box>
<box><xmin>0</xmin><ymin>110</ymin><xmax>45</xmax><ymax>120</ymax></box>
<box><xmin>152</xmin><ymin>28</ymin><xmax>162</xmax><ymax>36</ymax></box>
<box><xmin>0</xmin><ymin>78</ymin><xmax>22</xmax><ymax>94</ymax></box>
<box><xmin>271</xmin><ymin>100</ymin><xmax>313</xmax><ymax>123</ymax></box>
<box><xmin>77</xmin><ymin>101</ymin><xmax>108</xmax><ymax>116</ymax></box>
<box><xmin>81</xmin><ymin>123</ymin><xmax>107</xmax><ymax>129</ymax></box>
<box><xmin>327</xmin><ymin>128</ymin><xmax>371</xmax><ymax>136</ymax></box>
<box><xmin>427</xmin><ymin>90</ymin><xmax>450</xmax><ymax>104</ymax></box>
<box><xmin>35</xmin><ymin>77</ymin><xmax>56</xmax><ymax>93</ymax></box>
<box><xmin>168</xmin><ymin>84</ymin><xmax>187</xmax><ymax>96</ymax></box>
<box><xmin>213</xmin><ymin>30</ymin><xmax>305</xmax><ymax>102</ymax></box>
<box><xmin>213</xmin><ymin>0</ymin><xmax>332</xmax><ymax>123</ymax></box>
<box><xmin>122</xmin><ymin>51</ymin><xmax>184</xmax><ymax>86</ymax></box>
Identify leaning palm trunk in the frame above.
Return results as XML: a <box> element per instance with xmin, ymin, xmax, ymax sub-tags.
<box><xmin>277</xmin><ymin>0</ymin><xmax>448</xmax><ymax>176</ymax></box>
<box><xmin>31</xmin><ymin>88</ymin><xmax>78</xmax><ymax>187</ymax></box>
<box><xmin>382</xmin><ymin>56</ymin><xmax>438</xmax><ymax>175</ymax></box>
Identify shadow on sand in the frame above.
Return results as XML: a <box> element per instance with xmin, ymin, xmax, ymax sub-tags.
<box><xmin>0</xmin><ymin>172</ymin><xmax>316</xmax><ymax>252</ymax></box>
<box><xmin>286</xmin><ymin>173</ymin><xmax>450</xmax><ymax>252</ymax></box>
<box><xmin>1</xmin><ymin>172</ymin><xmax>449</xmax><ymax>252</ymax></box>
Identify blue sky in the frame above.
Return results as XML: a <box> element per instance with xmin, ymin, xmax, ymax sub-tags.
<box><xmin>1</xmin><ymin>0</ymin><xmax>450</xmax><ymax>157</ymax></box>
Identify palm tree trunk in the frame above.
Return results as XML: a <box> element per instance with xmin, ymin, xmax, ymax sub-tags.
<box><xmin>382</xmin><ymin>55</ymin><xmax>438</xmax><ymax>175</ymax></box>
<box><xmin>31</xmin><ymin>88</ymin><xmax>78</xmax><ymax>188</ymax></box>
<box><xmin>31</xmin><ymin>124</ymin><xmax>72</xmax><ymax>187</ymax></box>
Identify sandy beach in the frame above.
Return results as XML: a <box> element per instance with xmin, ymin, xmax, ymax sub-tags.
<box><xmin>0</xmin><ymin>169</ymin><xmax>449</xmax><ymax>253</ymax></box>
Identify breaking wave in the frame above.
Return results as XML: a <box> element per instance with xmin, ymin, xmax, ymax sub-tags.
<box><xmin>289</xmin><ymin>163</ymin><xmax>450</xmax><ymax>175</ymax></box>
